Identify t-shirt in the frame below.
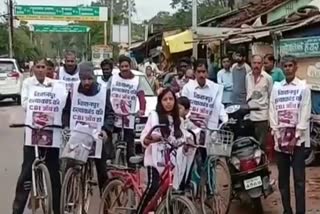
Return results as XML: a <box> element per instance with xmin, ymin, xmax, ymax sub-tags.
<box><xmin>231</xmin><ymin>63</ymin><xmax>250</xmax><ymax>104</ymax></box>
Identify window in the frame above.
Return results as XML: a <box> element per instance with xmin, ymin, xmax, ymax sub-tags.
<box><xmin>0</xmin><ymin>61</ymin><xmax>15</xmax><ymax>73</ymax></box>
<box><xmin>138</xmin><ymin>76</ymin><xmax>155</xmax><ymax>96</ymax></box>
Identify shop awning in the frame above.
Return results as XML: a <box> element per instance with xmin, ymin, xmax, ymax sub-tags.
<box><xmin>164</xmin><ymin>30</ymin><xmax>193</xmax><ymax>54</ymax></box>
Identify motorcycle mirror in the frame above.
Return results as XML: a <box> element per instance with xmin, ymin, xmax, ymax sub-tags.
<box><xmin>225</xmin><ymin>105</ymin><xmax>241</xmax><ymax>114</ymax></box>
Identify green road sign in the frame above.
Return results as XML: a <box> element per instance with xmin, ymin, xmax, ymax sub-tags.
<box><xmin>280</xmin><ymin>36</ymin><xmax>320</xmax><ymax>58</ymax></box>
<box><xmin>31</xmin><ymin>25</ymin><xmax>90</xmax><ymax>33</ymax></box>
<box><xmin>15</xmin><ymin>5</ymin><xmax>108</xmax><ymax>21</ymax></box>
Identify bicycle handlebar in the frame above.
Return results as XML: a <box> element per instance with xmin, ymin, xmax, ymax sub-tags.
<box><xmin>115</xmin><ymin>112</ymin><xmax>139</xmax><ymax>117</ymax></box>
<box><xmin>145</xmin><ymin>124</ymin><xmax>167</xmax><ymax>138</ymax></box>
<box><xmin>10</xmin><ymin>124</ymin><xmax>64</xmax><ymax>130</ymax></box>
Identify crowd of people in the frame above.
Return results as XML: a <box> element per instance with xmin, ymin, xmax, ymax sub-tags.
<box><xmin>13</xmin><ymin>49</ymin><xmax>311</xmax><ymax>214</ymax></box>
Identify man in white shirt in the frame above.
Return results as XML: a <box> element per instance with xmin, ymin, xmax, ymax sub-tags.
<box><xmin>57</xmin><ymin>51</ymin><xmax>80</xmax><ymax>91</ymax></box>
<box><xmin>181</xmin><ymin>58</ymin><xmax>227</xmax><ymax>131</ymax></box>
<box><xmin>246</xmin><ymin>55</ymin><xmax>273</xmax><ymax>149</ymax></box>
<box><xmin>217</xmin><ymin>55</ymin><xmax>233</xmax><ymax>106</ymax></box>
<box><xmin>13</xmin><ymin>59</ymin><xmax>63</xmax><ymax>214</ymax></box>
<box><xmin>269</xmin><ymin>55</ymin><xmax>311</xmax><ymax>214</ymax></box>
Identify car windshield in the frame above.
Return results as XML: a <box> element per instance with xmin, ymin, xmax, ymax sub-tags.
<box><xmin>0</xmin><ymin>61</ymin><xmax>15</xmax><ymax>73</ymax></box>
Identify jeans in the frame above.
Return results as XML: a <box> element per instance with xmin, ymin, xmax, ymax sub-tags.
<box><xmin>12</xmin><ymin>146</ymin><xmax>61</xmax><ymax>214</ymax></box>
<box><xmin>114</xmin><ymin>127</ymin><xmax>135</xmax><ymax>168</ymax></box>
<box><xmin>276</xmin><ymin>144</ymin><xmax>306</xmax><ymax>214</ymax></box>
<box><xmin>253</xmin><ymin>120</ymin><xmax>269</xmax><ymax>150</ymax></box>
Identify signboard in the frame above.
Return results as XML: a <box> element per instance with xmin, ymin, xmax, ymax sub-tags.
<box><xmin>91</xmin><ymin>45</ymin><xmax>113</xmax><ymax>68</ymax></box>
<box><xmin>30</xmin><ymin>25</ymin><xmax>90</xmax><ymax>33</ymax></box>
<box><xmin>112</xmin><ymin>25</ymin><xmax>129</xmax><ymax>43</ymax></box>
<box><xmin>279</xmin><ymin>36</ymin><xmax>320</xmax><ymax>58</ymax></box>
<box><xmin>15</xmin><ymin>5</ymin><xmax>108</xmax><ymax>21</ymax></box>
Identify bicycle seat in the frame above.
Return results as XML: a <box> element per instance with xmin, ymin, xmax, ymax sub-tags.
<box><xmin>129</xmin><ymin>155</ymin><xmax>144</xmax><ymax>164</ymax></box>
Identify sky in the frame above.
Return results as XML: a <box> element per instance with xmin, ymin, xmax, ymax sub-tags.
<box><xmin>0</xmin><ymin>0</ymin><xmax>175</xmax><ymax>24</ymax></box>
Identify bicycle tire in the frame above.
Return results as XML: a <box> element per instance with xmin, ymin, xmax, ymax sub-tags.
<box><xmin>156</xmin><ymin>195</ymin><xmax>199</xmax><ymax>214</ymax></box>
<box><xmin>99</xmin><ymin>178</ymin><xmax>131</xmax><ymax>214</ymax></box>
<box><xmin>33</xmin><ymin>163</ymin><xmax>53</xmax><ymax>214</ymax></box>
<box><xmin>60</xmin><ymin>168</ymin><xmax>83</xmax><ymax>214</ymax></box>
<box><xmin>200</xmin><ymin>158</ymin><xmax>231</xmax><ymax>214</ymax></box>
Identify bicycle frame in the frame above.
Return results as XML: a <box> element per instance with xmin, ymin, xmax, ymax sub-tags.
<box><xmin>31</xmin><ymin>144</ymin><xmax>47</xmax><ymax>198</ymax></box>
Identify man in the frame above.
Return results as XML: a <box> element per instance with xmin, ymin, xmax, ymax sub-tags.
<box><xmin>231</xmin><ymin>49</ymin><xmax>252</xmax><ymax>104</ymax></box>
<box><xmin>144</xmin><ymin>58</ymin><xmax>160</xmax><ymax>74</ymax></box>
<box><xmin>57</xmin><ymin>51</ymin><xmax>80</xmax><ymax>91</ymax></box>
<box><xmin>217</xmin><ymin>56</ymin><xmax>233</xmax><ymax>106</ymax></box>
<box><xmin>46</xmin><ymin>60</ymin><xmax>56</xmax><ymax>79</ymax></box>
<box><xmin>98</xmin><ymin>59</ymin><xmax>113</xmax><ymax>85</ymax></box>
<box><xmin>264</xmin><ymin>54</ymin><xmax>285</xmax><ymax>82</ymax></box>
<box><xmin>62</xmin><ymin>62</ymin><xmax>114</xmax><ymax>192</ymax></box>
<box><xmin>163</xmin><ymin>57</ymin><xmax>191</xmax><ymax>93</ymax></box>
<box><xmin>182</xmin><ymin>58</ymin><xmax>227</xmax><ymax>130</ymax></box>
<box><xmin>109</xmin><ymin>55</ymin><xmax>146</xmax><ymax>168</ymax></box>
<box><xmin>246</xmin><ymin>55</ymin><xmax>273</xmax><ymax>149</ymax></box>
<box><xmin>269</xmin><ymin>55</ymin><xmax>311</xmax><ymax>214</ymax></box>
<box><xmin>14</xmin><ymin>59</ymin><xmax>65</xmax><ymax>214</ymax></box>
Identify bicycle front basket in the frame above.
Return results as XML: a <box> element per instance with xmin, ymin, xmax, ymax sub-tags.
<box><xmin>206</xmin><ymin>129</ymin><xmax>234</xmax><ymax>157</ymax></box>
<box><xmin>60</xmin><ymin>129</ymin><xmax>94</xmax><ymax>164</ymax></box>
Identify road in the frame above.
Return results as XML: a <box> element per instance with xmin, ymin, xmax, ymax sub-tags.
<box><xmin>1</xmin><ymin>101</ymin><xmax>320</xmax><ymax>213</ymax></box>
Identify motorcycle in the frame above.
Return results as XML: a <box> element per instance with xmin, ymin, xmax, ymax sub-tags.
<box><xmin>224</xmin><ymin>104</ymin><xmax>274</xmax><ymax>213</ymax></box>
<box><xmin>305</xmin><ymin>113</ymin><xmax>320</xmax><ymax>165</ymax></box>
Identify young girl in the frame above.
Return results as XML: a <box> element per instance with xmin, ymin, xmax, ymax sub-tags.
<box><xmin>138</xmin><ymin>87</ymin><xmax>187</xmax><ymax>213</ymax></box>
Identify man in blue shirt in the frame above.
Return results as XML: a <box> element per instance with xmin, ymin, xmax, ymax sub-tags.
<box><xmin>217</xmin><ymin>56</ymin><xmax>233</xmax><ymax>106</ymax></box>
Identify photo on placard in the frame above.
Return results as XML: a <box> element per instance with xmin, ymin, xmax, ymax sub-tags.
<box><xmin>32</xmin><ymin>129</ymin><xmax>53</xmax><ymax>146</ymax></box>
<box><xmin>89</xmin><ymin>141</ymin><xmax>96</xmax><ymax>156</ymax></box>
<box><xmin>32</xmin><ymin>111</ymin><xmax>54</xmax><ymax>128</ymax></box>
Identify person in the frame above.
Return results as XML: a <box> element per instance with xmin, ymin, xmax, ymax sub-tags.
<box><xmin>145</xmin><ymin>65</ymin><xmax>159</xmax><ymax>93</ymax></box>
<box><xmin>138</xmin><ymin>88</ymin><xmax>193</xmax><ymax>213</ymax></box>
<box><xmin>13</xmin><ymin>58</ymin><xmax>65</xmax><ymax>214</ymax></box>
<box><xmin>144</xmin><ymin>57</ymin><xmax>160</xmax><ymax>74</ymax></box>
<box><xmin>98</xmin><ymin>59</ymin><xmax>113</xmax><ymax>85</ymax></box>
<box><xmin>263</xmin><ymin>54</ymin><xmax>285</xmax><ymax>83</ymax></box>
<box><xmin>57</xmin><ymin>51</ymin><xmax>80</xmax><ymax>91</ymax></box>
<box><xmin>178</xmin><ymin>96</ymin><xmax>198</xmax><ymax>130</ymax></box>
<box><xmin>163</xmin><ymin>58</ymin><xmax>191</xmax><ymax>93</ymax></box>
<box><xmin>217</xmin><ymin>56</ymin><xmax>233</xmax><ymax>106</ymax></box>
<box><xmin>181</xmin><ymin>58</ymin><xmax>227</xmax><ymax>130</ymax></box>
<box><xmin>231</xmin><ymin>49</ymin><xmax>252</xmax><ymax>104</ymax></box>
<box><xmin>269</xmin><ymin>55</ymin><xmax>311</xmax><ymax>214</ymax></box>
<box><xmin>62</xmin><ymin>62</ymin><xmax>114</xmax><ymax>192</ymax></box>
<box><xmin>208</xmin><ymin>53</ymin><xmax>220</xmax><ymax>83</ymax></box>
<box><xmin>46</xmin><ymin>60</ymin><xmax>56</xmax><ymax>79</ymax></box>
<box><xmin>246</xmin><ymin>55</ymin><xmax>273</xmax><ymax>149</ymax></box>
<box><xmin>109</xmin><ymin>55</ymin><xmax>146</xmax><ymax>167</ymax></box>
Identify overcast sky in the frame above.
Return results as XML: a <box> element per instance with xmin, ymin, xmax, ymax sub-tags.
<box><xmin>0</xmin><ymin>0</ymin><xmax>175</xmax><ymax>23</ymax></box>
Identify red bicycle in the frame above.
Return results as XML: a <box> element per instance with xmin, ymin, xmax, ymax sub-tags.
<box><xmin>99</xmin><ymin>124</ymin><xmax>199</xmax><ymax>214</ymax></box>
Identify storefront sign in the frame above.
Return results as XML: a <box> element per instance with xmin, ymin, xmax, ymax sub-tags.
<box><xmin>279</xmin><ymin>36</ymin><xmax>320</xmax><ymax>58</ymax></box>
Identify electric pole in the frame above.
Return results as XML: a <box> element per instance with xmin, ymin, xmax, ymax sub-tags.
<box><xmin>7</xmin><ymin>0</ymin><xmax>14</xmax><ymax>57</ymax></box>
<box><xmin>128</xmin><ymin>0</ymin><xmax>132</xmax><ymax>48</ymax></box>
<box><xmin>110</xmin><ymin>0</ymin><xmax>114</xmax><ymax>43</ymax></box>
<box><xmin>192</xmin><ymin>0</ymin><xmax>197</xmax><ymax>58</ymax></box>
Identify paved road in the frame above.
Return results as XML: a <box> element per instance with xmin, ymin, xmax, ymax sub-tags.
<box><xmin>2</xmin><ymin>101</ymin><xmax>320</xmax><ymax>213</ymax></box>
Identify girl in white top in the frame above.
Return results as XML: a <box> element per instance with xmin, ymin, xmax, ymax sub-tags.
<box><xmin>137</xmin><ymin>87</ymin><xmax>192</xmax><ymax>213</ymax></box>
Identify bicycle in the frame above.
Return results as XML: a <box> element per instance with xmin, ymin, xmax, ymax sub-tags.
<box><xmin>188</xmin><ymin>126</ymin><xmax>233</xmax><ymax>214</ymax></box>
<box><xmin>10</xmin><ymin>123</ymin><xmax>64</xmax><ymax>214</ymax></box>
<box><xmin>99</xmin><ymin>124</ymin><xmax>200</xmax><ymax>214</ymax></box>
<box><xmin>59</xmin><ymin>128</ymin><xmax>98</xmax><ymax>214</ymax></box>
<box><xmin>113</xmin><ymin>112</ymin><xmax>138</xmax><ymax>167</ymax></box>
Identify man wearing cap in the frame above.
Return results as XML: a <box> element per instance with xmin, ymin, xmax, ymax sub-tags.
<box><xmin>62</xmin><ymin>62</ymin><xmax>114</xmax><ymax>192</ymax></box>
<box><xmin>108</xmin><ymin>55</ymin><xmax>146</xmax><ymax>168</ymax></box>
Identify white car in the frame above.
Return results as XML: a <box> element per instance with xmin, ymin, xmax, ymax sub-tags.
<box><xmin>0</xmin><ymin>58</ymin><xmax>23</xmax><ymax>104</ymax></box>
<box><xmin>94</xmin><ymin>68</ymin><xmax>157</xmax><ymax>144</ymax></box>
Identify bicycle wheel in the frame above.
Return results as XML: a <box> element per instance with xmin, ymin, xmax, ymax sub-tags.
<box><xmin>83</xmin><ymin>161</ymin><xmax>95</xmax><ymax>214</ymax></box>
<box><xmin>156</xmin><ymin>195</ymin><xmax>199</xmax><ymax>214</ymax></box>
<box><xmin>30</xmin><ymin>163</ymin><xmax>53</xmax><ymax>214</ymax></box>
<box><xmin>200</xmin><ymin>158</ymin><xmax>231</xmax><ymax>214</ymax></box>
<box><xmin>60</xmin><ymin>168</ymin><xmax>83</xmax><ymax>214</ymax></box>
<box><xmin>99</xmin><ymin>178</ymin><xmax>132</xmax><ymax>214</ymax></box>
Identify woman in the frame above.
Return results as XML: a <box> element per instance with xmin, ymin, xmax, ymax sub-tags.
<box><xmin>145</xmin><ymin>65</ymin><xmax>159</xmax><ymax>93</ymax></box>
<box><xmin>138</xmin><ymin>87</ymin><xmax>193</xmax><ymax>213</ymax></box>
